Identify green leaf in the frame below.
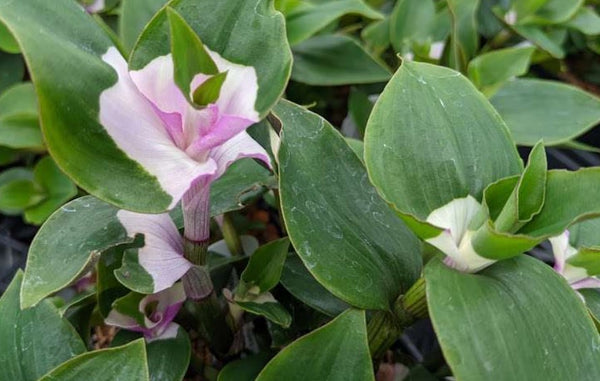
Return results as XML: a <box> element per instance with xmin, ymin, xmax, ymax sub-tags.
<box><xmin>447</xmin><ymin>0</ymin><xmax>480</xmax><ymax>70</ymax></box>
<box><xmin>97</xmin><ymin>246</ymin><xmax>129</xmax><ymax>317</ymax></box>
<box><xmin>192</xmin><ymin>71</ymin><xmax>228</xmax><ymax>107</ymax></box>
<box><xmin>390</xmin><ymin>0</ymin><xmax>436</xmax><ymax>53</ymax></box>
<box><xmin>240</xmin><ymin>238</ymin><xmax>290</xmax><ymax>295</ymax></box>
<box><xmin>565</xmin><ymin>6</ymin><xmax>600</xmax><ymax>35</ymax></box>
<box><xmin>21</xmin><ymin>196</ymin><xmax>130</xmax><ymax>308</ymax></box>
<box><xmin>491</xmin><ymin>79</ymin><xmax>600</xmax><ymax>146</ymax></box>
<box><xmin>166</xmin><ymin>7</ymin><xmax>218</xmax><ymax>99</ymax></box>
<box><xmin>570</xmin><ymin>217</ymin><xmax>600</xmax><ymax>248</ymax></box>
<box><xmin>467</xmin><ymin>46</ymin><xmax>535</xmax><ymax>95</ymax></box>
<box><xmin>146</xmin><ymin>327</ymin><xmax>191</xmax><ymax>381</ymax></box>
<box><xmin>426</xmin><ymin>255</ymin><xmax>600</xmax><ymax>381</ymax></box>
<box><xmin>347</xmin><ymin>87</ymin><xmax>373</xmax><ymax>137</ymax></box>
<box><xmin>0</xmin><ymin>82</ymin><xmax>42</xmax><ymax>149</ymax></box>
<box><xmin>256</xmin><ymin>309</ymin><xmax>373</xmax><ymax>381</ymax></box>
<box><xmin>236</xmin><ymin>298</ymin><xmax>293</xmax><ymax>328</ymax></box>
<box><xmin>218</xmin><ymin>352</ymin><xmax>272</xmax><ymax>381</ymax></box>
<box><xmin>119</xmin><ymin>0</ymin><xmax>168</xmax><ymax>53</ymax></box>
<box><xmin>25</xmin><ymin>156</ymin><xmax>78</xmax><ymax>224</ymax></box>
<box><xmin>525</xmin><ymin>0</ymin><xmax>583</xmax><ymax>25</ymax></box>
<box><xmin>0</xmin><ymin>51</ymin><xmax>23</xmax><ymax>93</ymax></box>
<box><xmin>520</xmin><ymin>168</ymin><xmax>600</xmax><ymax>237</ymax></box>
<box><xmin>361</xmin><ymin>18</ymin><xmax>391</xmax><ymax>54</ymax></box>
<box><xmin>0</xmin><ymin>21</ymin><xmax>19</xmax><ymax>53</ymax></box>
<box><xmin>0</xmin><ymin>146</ymin><xmax>18</xmax><ymax>165</ymax></box>
<box><xmin>130</xmin><ymin>0</ymin><xmax>292</xmax><ymax>119</ymax></box>
<box><xmin>285</xmin><ymin>0</ymin><xmax>383</xmax><ymax>45</ymax></box>
<box><xmin>0</xmin><ymin>82</ymin><xmax>37</xmax><ymax>115</ymax></box>
<box><xmin>510</xmin><ymin>24</ymin><xmax>565</xmax><ymax>58</ymax></box>
<box><xmin>39</xmin><ymin>339</ymin><xmax>149</xmax><ymax>381</ymax></box>
<box><xmin>110</xmin><ymin>327</ymin><xmax>191</xmax><ymax>381</ymax></box>
<box><xmin>0</xmin><ymin>114</ymin><xmax>43</xmax><ymax>149</ymax></box>
<box><xmin>0</xmin><ymin>178</ymin><xmax>44</xmax><ymax>213</ymax></box>
<box><xmin>291</xmin><ymin>34</ymin><xmax>391</xmax><ymax>86</ymax></box>
<box><xmin>581</xmin><ymin>289</ymin><xmax>600</xmax><ymax>327</ymax></box>
<box><xmin>0</xmin><ymin>0</ymin><xmax>173</xmax><ymax>212</ymax></box>
<box><xmin>0</xmin><ymin>271</ymin><xmax>86</xmax><ymax>381</ymax></box>
<box><xmin>276</xmin><ymin>99</ymin><xmax>421</xmax><ymax>310</ymax></box>
<box><xmin>364</xmin><ymin>61</ymin><xmax>522</xmax><ymax>222</ymax></box>
<box><xmin>280</xmin><ymin>255</ymin><xmax>350</xmax><ymax>316</ymax></box>
<box><xmin>209</xmin><ymin>158</ymin><xmax>274</xmax><ymax>216</ymax></box>
<box><xmin>493</xmin><ymin>141</ymin><xmax>547</xmax><ymax>232</ymax></box>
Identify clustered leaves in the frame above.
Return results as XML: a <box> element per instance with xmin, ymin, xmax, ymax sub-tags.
<box><xmin>2</xmin><ymin>0</ymin><xmax>600</xmax><ymax>380</ymax></box>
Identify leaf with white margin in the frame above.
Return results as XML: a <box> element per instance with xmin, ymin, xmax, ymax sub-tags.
<box><xmin>21</xmin><ymin>196</ymin><xmax>130</xmax><ymax>308</ymax></box>
<box><xmin>0</xmin><ymin>0</ymin><xmax>289</xmax><ymax>213</ymax></box>
<box><xmin>0</xmin><ymin>0</ymin><xmax>177</xmax><ymax>212</ymax></box>
<box><xmin>0</xmin><ymin>271</ymin><xmax>86</xmax><ymax>381</ymax></box>
<box><xmin>39</xmin><ymin>339</ymin><xmax>149</xmax><ymax>381</ymax></box>
<box><xmin>256</xmin><ymin>309</ymin><xmax>374</xmax><ymax>381</ymax></box>
<box><xmin>364</xmin><ymin>60</ymin><xmax>522</xmax><ymax>236</ymax></box>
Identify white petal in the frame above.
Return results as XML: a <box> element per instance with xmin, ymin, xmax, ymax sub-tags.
<box><xmin>117</xmin><ymin>210</ymin><xmax>192</xmax><ymax>293</ymax></box>
<box><xmin>549</xmin><ymin>231</ymin><xmax>577</xmax><ymax>274</ymax></box>
<box><xmin>100</xmin><ymin>48</ymin><xmax>217</xmax><ymax>209</ymax></box>
<box><xmin>426</xmin><ymin>195</ymin><xmax>481</xmax><ymax>246</ymax></box>
<box><xmin>210</xmin><ymin>130</ymin><xmax>271</xmax><ymax>179</ymax></box>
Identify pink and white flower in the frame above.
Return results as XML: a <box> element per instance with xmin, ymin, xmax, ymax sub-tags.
<box><xmin>99</xmin><ymin>47</ymin><xmax>271</xmax><ymax>244</ymax></box>
<box><xmin>549</xmin><ymin>231</ymin><xmax>600</xmax><ymax>290</ymax></box>
<box><xmin>105</xmin><ymin>282</ymin><xmax>186</xmax><ymax>341</ymax></box>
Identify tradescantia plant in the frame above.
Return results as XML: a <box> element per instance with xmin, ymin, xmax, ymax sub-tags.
<box><xmin>3</xmin><ymin>0</ymin><xmax>600</xmax><ymax>380</ymax></box>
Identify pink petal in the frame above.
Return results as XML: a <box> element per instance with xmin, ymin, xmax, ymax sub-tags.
<box><xmin>209</xmin><ymin>130</ymin><xmax>272</xmax><ymax>179</ymax></box>
<box><xmin>549</xmin><ymin>231</ymin><xmax>570</xmax><ymax>274</ymax></box>
<box><xmin>185</xmin><ymin>113</ymin><xmax>257</xmax><ymax>159</ymax></box>
<box><xmin>100</xmin><ymin>48</ymin><xmax>218</xmax><ymax>209</ymax></box>
<box><xmin>117</xmin><ymin>210</ymin><xmax>192</xmax><ymax>293</ymax></box>
<box><xmin>572</xmin><ymin>277</ymin><xmax>600</xmax><ymax>290</ymax></box>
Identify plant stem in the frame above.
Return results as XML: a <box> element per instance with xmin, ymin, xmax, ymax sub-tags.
<box><xmin>221</xmin><ymin>213</ymin><xmax>243</xmax><ymax>256</ymax></box>
<box><xmin>367</xmin><ymin>277</ymin><xmax>428</xmax><ymax>358</ymax></box>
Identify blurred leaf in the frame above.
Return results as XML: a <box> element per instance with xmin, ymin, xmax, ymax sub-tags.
<box><xmin>468</xmin><ymin>46</ymin><xmax>535</xmax><ymax>95</ymax></box>
<box><xmin>426</xmin><ymin>256</ymin><xmax>600</xmax><ymax>380</ymax></box>
<box><xmin>524</xmin><ymin>0</ymin><xmax>583</xmax><ymax>25</ymax></box>
<box><xmin>0</xmin><ymin>271</ymin><xmax>86</xmax><ymax>381</ymax></box>
<box><xmin>491</xmin><ymin>79</ymin><xmax>600</xmax><ymax>145</ymax></box>
<box><xmin>564</xmin><ymin>6</ymin><xmax>600</xmax><ymax>35</ymax></box>
<box><xmin>0</xmin><ymin>178</ymin><xmax>44</xmax><ymax>213</ymax></box>
<box><xmin>39</xmin><ymin>339</ymin><xmax>149</xmax><ymax>381</ymax></box>
<box><xmin>280</xmin><ymin>255</ymin><xmax>350</xmax><ymax>316</ymax></box>
<box><xmin>25</xmin><ymin>156</ymin><xmax>78</xmax><ymax>224</ymax></box>
<box><xmin>447</xmin><ymin>0</ymin><xmax>480</xmax><ymax>71</ymax></box>
<box><xmin>257</xmin><ymin>309</ymin><xmax>373</xmax><ymax>381</ymax></box>
<box><xmin>0</xmin><ymin>52</ymin><xmax>23</xmax><ymax>94</ymax></box>
<box><xmin>511</xmin><ymin>24</ymin><xmax>565</xmax><ymax>58</ymax></box>
<box><xmin>361</xmin><ymin>18</ymin><xmax>391</xmax><ymax>54</ymax></box>
<box><xmin>218</xmin><ymin>353</ymin><xmax>272</xmax><ymax>381</ymax></box>
<box><xmin>276</xmin><ymin>99</ymin><xmax>422</xmax><ymax>310</ymax></box>
<box><xmin>347</xmin><ymin>87</ymin><xmax>374</xmax><ymax>136</ymax></box>
<box><xmin>286</xmin><ymin>0</ymin><xmax>383</xmax><ymax>45</ymax></box>
<box><xmin>292</xmin><ymin>34</ymin><xmax>391</xmax><ymax>86</ymax></box>
<box><xmin>390</xmin><ymin>0</ymin><xmax>435</xmax><ymax>53</ymax></box>
<box><xmin>0</xmin><ymin>21</ymin><xmax>19</xmax><ymax>53</ymax></box>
